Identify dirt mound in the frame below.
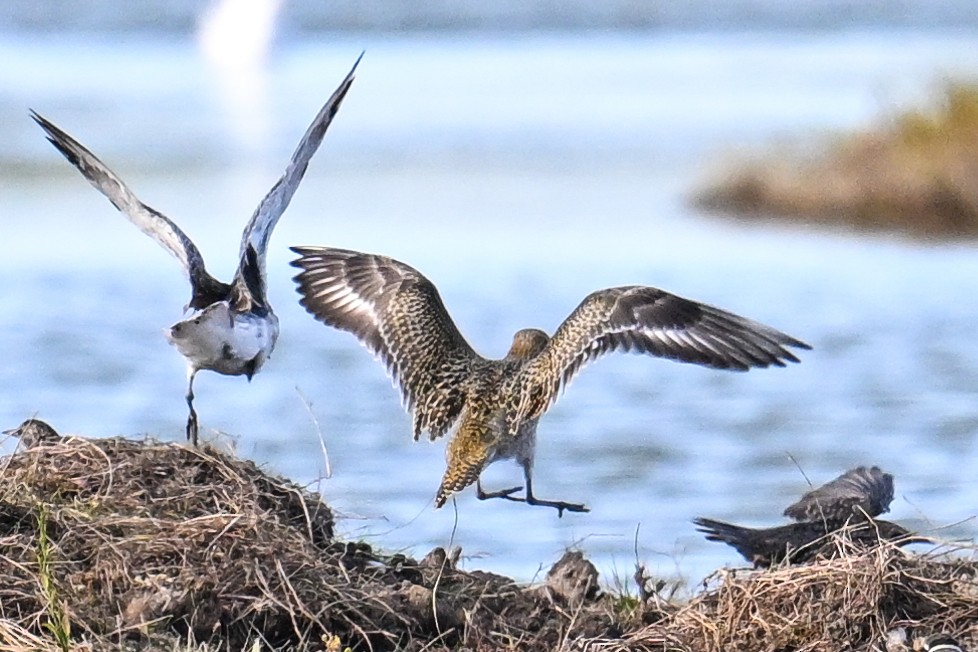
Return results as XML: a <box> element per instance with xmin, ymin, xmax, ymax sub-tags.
<box><xmin>0</xmin><ymin>431</ymin><xmax>975</xmax><ymax>651</ymax></box>
<box><xmin>0</xmin><ymin>435</ymin><xmax>619</xmax><ymax>651</ymax></box>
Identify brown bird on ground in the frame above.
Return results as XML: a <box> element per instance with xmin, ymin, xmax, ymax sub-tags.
<box><xmin>783</xmin><ymin>465</ymin><xmax>894</xmax><ymax>524</ymax></box>
<box><xmin>696</xmin><ymin>465</ymin><xmax>927</xmax><ymax>567</ymax></box>
<box><xmin>290</xmin><ymin>247</ymin><xmax>810</xmax><ymax>515</ymax></box>
<box><xmin>693</xmin><ymin>515</ymin><xmax>924</xmax><ymax>568</ymax></box>
<box><xmin>3</xmin><ymin>418</ymin><xmax>63</xmax><ymax>448</ymax></box>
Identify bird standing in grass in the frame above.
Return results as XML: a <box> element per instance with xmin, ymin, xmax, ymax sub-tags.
<box><xmin>3</xmin><ymin>419</ymin><xmax>63</xmax><ymax>448</ymax></box>
<box><xmin>290</xmin><ymin>247</ymin><xmax>810</xmax><ymax>515</ymax></box>
<box><xmin>692</xmin><ymin>515</ymin><xmax>921</xmax><ymax>568</ymax></box>
<box><xmin>695</xmin><ymin>466</ymin><xmax>926</xmax><ymax>567</ymax></box>
<box><xmin>32</xmin><ymin>55</ymin><xmax>361</xmax><ymax>445</ymax></box>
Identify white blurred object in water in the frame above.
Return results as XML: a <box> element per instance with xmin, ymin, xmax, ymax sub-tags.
<box><xmin>197</xmin><ymin>0</ymin><xmax>284</xmax><ymax>153</ymax></box>
<box><xmin>198</xmin><ymin>0</ymin><xmax>282</xmax><ymax>67</ymax></box>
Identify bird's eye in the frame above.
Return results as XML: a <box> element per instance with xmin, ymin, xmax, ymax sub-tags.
<box><xmin>193</xmin><ymin>318</ymin><xmax>201</xmax><ymax>325</ymax></box>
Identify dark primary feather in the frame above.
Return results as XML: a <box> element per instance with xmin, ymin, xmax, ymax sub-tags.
<box><xmin>30</xmin><ymin>110</ymin><xmax>227</xmax><ymax>309</ymax></box>
<box><xmin>231</xmin><ymin>244</ymin><xmax>269</xmax><ymax>316</ymax></box>
<box><xmin>290</xmin><ymin>247</ymin><xmax>476</xmax><ymax>440</ymax></box>
<box><xmin>784</xmin><ymin>466</ymin><xmax>895</xmax><ymax>523</ymax></box>
<box><xmin>236</xmin><ymin>52</ymin><xmax>362</xmax><ymax>287</ymax></box>
<box><xmin>33</xmin><ymin>55</ymin><xmax>361</xmax><ymax>313</ymax></box>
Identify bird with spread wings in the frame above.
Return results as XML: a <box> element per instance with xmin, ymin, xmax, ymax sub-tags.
<box><xmin>291</xmin><ymin>246</ymin><xmax>810</xmax><ymax>515</ymax></box>
<box><xmin>33</xmin><ymin>54</ymin><xmax>362</xmax><ymax>445</ymax></box>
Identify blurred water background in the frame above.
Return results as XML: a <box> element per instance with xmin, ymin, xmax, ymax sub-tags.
<box><xmin>2</xmin><ymin>1</ymin><xmax>978</xmax><ymax>586</ymax></box>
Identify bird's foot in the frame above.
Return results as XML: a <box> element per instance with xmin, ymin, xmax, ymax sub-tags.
<box><xmin>475</xmin><ymin>481</ymin><xmax>589</xmax><ymax>517</ymax></box>
<box><xmin>476</xmin><ymin>484</ymin><xmax>524</xmax><ymax>501</ymax></box>
<box><xmin>526</xmin><ymin>496</ymin><xmax>590</xmax><ymax>518</ymax></box>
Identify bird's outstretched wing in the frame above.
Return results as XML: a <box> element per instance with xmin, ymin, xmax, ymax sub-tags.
<box><xmin>523</xmin><ymin>286</ymin><xmax>811</xmax><ymax>415</ymax></box>
<box><xmin>290</xmin><ymin>246</ymin><xmax>479</xmax><ymax>440</ymax></box>
<box><xmin>783</xmin><ymin>466</ymin><xmax>894</xmax><ymax>523</ymax></box>
<box><xmin>235</xmin><ymin>53</ymin><xmax>361</xmax><ymax>295</ymax></box>
<box><xmin>31</xmin><ymin>110</ymin><xmax>229</xmax><ymax>310</ymax></box>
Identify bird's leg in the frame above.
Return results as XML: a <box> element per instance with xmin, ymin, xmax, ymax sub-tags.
<box><xmin>523</xmin><ymin>474</ymin><xmax>589</xmax><ymax>517</ymax></box>
<box><xmin>185</xmin><ymin>370</ymin><xmax>199</xmax><ymax>446</ymax></box>
<box><xmin>476</xmin><ymin>478</ymin><xmax>524</xmax><ymax>501</ymax></box>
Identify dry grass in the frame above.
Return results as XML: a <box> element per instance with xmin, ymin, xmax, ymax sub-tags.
<box><xmin>598</xmin><ymin>540</ymin><xmax>978</xmax><ymax>652</ymax></box>
<box><xmin>0</xmin><ymin>435</ymin><xmax>618</xmax><ymax>651</ymax></box>
<box><xmin>693</xmin><ymin>81</ymin><xmax>978</xmax><ymax>238</ymax></box>
<box><xmin>0</xmin><ymin>432</ymin><xmax>975</xmax><ymax>651</ymax></box>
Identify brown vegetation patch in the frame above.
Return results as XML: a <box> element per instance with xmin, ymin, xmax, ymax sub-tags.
<box><xmin>693</xmin><ymin>82</ymin><xmax>978</xmax><ymax>238</ymax></box>
<box><xmin>0</xmin><ymin>435</ymin><xmax>620</xmax><ymax>651</ymax></box>
<box><xmin>0</xmin><ymin>432</ymin><xmax>975</xmax><ymax>651</ymax></box>
<box><xmin>612</xmin><ymin>541</ymin><xmax>978</xmax><ymax>652</ymax></box>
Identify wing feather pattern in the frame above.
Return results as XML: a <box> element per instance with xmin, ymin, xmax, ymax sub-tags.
<box><xmin>31</xmin><ymin>110</ymin><xmax>228</xmax><ymax>309</ymax></box>
<box><xmin>235</xmin><ymin>53</ymin><xmax>362</xmax><ymax>297</ymax></box>
<box><xmin>783</xmin><ymin>466</ymin><xmax>894</xmax><ymax>523</ymax></box>
<box><xmin>290</xmin><ymin>246</ymin><xmax>479</xmax><ymax>440</ymax></box>
<box><xmin>525</xmin><ymin>286</ymin><xmax>810</xmax><ymax>415</ymax></box>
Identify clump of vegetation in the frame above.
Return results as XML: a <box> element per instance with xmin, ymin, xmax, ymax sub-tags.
<box><xmin>0</xmin><ymin>431</ymin><xmax>975</xmax><ymax>651</ymax></box>
<box><xmin>0</xmin><ymin>435</ymin><xmax>623</xmax><ymax>651</ymax></box>
<box><xmin>618</xmin><ymin>543</ymin><xmax>978</xmax><ymax>651</ymax></box>
<box><xmin>694</xmin><ymin>81</ymin><xmax>978</xmax><ymax>238</ymax></box>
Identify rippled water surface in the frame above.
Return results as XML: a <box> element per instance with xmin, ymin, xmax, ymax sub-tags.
<box><xmin>3</xmin><ymin>30</ymin><xmax>978</xmax><ymax>584</ymax></box>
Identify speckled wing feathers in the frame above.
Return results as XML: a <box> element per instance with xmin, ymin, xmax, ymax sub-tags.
<box><xmin>30</xmin><ymin>110</ymin><xmax>228</xmax><ymax>309</ymax></box>
<box><xmin>236</xmin><ymin>54</ymin><xmax>361</xmax><ymax>293</ymax></box>
<box><xmin>290</xmin><ymin>247</ymin><xmax>478</xmax><ymax>441</ymax></box>
<box><xmin>783</xmin><ymin>466</ymin><xmax>894</xmax><ymax>523</ymax></box>
<box><xmin>526</xmin><ymin>286</ymin><xmax>810</xmax><ymax>415</ymax></box>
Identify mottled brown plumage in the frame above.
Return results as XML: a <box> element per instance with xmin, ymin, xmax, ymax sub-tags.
<box><xmin>3</xmin><ymin>418</ymin><xmax>62</xmax><ymax>448</ymax></box>
<box><xmin>290</xmin><ymin>247</ymin><xmax>810</xmax><ymax>515</ymax></box>
<box><xmin>693</xmin><ymin>516</ymin><xmax>926</xmax><ymax>568</ymax></box>
<box><xmin>783</xmin><ymin>465</ymin><xmax>894</xmax><ymax>524</ymax></box>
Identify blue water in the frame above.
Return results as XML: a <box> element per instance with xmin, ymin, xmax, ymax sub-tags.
<box><xmin>3</xmin><ymin>27</ymin><xmax>978</xmax><ymax>586</ymax></box>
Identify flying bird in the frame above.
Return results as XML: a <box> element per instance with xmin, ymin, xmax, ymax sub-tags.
<box><xmin>783</xmin><ymin>465</ymin><xmax>894</xmax><ymax>524</ymax></box>
<box><xmin>290</xmin><ymin>247</ymin><xmax>810</xmax><ymax>515</ymax></box>
<box><xmin>693</xmin><ymin>516</ymin><xmax>924</xmax><ymax>568</ymax></box>
<box><xmin>32</xmin><ymin>54</ymin><xmax>361</xmax><ymax>445</ymax></box>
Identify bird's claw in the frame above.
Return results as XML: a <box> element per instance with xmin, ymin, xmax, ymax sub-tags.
<box><xmin>528</xmin><ymin>497</ymin><xmax>590</xmax><ymax>518</ymax></box>
<box><xmin>477</xmin><ymin>484</ymin><xmax>524</xmax><ymax>501</ymax></box>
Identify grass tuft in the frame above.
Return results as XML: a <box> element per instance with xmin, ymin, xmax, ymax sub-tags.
<box><xmin>693</xmin><ymin>80</ymin><xmax>978</xmax><ymax>239</ymax></box>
